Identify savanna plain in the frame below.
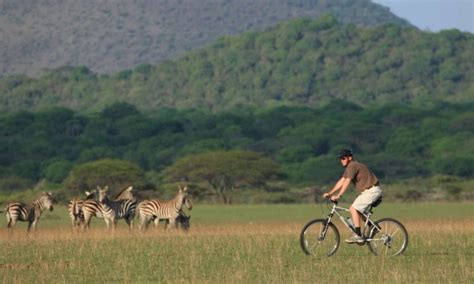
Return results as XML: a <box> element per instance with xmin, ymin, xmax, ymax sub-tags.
<box><xmin>1</xmin><ymin>203</ymin><xmax>473</xmax><ymax>283</ymax></box>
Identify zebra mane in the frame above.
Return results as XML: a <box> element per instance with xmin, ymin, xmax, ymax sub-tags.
<box><xmin>114</xmin><ymin>186</ymin><xmax>134</xmax><ymax>201</ymax></box>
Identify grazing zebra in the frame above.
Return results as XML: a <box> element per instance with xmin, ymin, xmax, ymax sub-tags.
<box><xmin>137</xmin><ymin>185</ymin><xmax>192</xmax><ymax>231</ymax></box>
<box><xmin>97</xmin><ymin>186</ymin><xmax>137</xmax><ymax>230</ymax></box>
<box><xmin>80</xmin><ymin>186</ymin><xmax>136</xmax><ymax>230</ymax></box>
<box><xmin>67</xmin><ymin>190</ymin><xmax>97</xmax><ymax>230</ymax></box>
<box><xmin>177</xmin><ymin>212</ymin><xmax>191</xmax><ymax>231</ymax></box>
<box><xmin>2</xmin><ymin>192</ymin><xmax>54</xmax><ymax>232</ymax></box>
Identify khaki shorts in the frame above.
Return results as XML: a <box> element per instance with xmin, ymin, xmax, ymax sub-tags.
<box><xmin>352</xmin><ymin>186</ymin><xmax>382</xmax><ymax>213</ymax></box>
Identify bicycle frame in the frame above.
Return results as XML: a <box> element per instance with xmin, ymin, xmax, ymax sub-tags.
<box><xmin>301</xmin><ymin>199</ymin><xmax>408</xmax><ymax>257</ymax></box>
<box><xmin>323</xmin><ymin>201</ymin><xmax>381</xmax><ymax>242</ymax></box>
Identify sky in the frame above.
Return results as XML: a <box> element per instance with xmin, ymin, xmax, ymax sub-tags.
<box><xmin>372</xmin><ymin>0</ymin><xmax>474</xmax><ymax>33</ymax></box>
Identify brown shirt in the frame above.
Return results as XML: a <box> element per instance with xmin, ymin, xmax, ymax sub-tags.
<box><xmin>342</xmin><ymin>160</ymin><xmax>379</xmax><ymax>192</ymax></box>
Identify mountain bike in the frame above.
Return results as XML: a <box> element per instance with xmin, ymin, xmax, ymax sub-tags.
<box><xmin>300</xmin><ymin>198</ymin><xmax>408</xmax><ymax>257</ymax></box>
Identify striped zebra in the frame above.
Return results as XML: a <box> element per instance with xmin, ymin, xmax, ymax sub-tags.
<box><xmin>80</xmin><ymin>186</ymin><xmax>136</xmax><ymax>230</ymax></box>
<box><xmin>137</xmin><ymin>185</ymin><xmax>192</xmax><ymax>231</ymax></box>
<box><xmin>98</xmin><ymin>186</ymin><xmax>137</xmax><ymax>230</ymax></box>
<box><xmin>2</xmin><ymin>192</ymin><xmax>54</xmax><ymax>232</ymax></box>
<box><xmin>161</xmin><ymin>211</ymin><xmax>191</xmax><ymax>232</ymax></box>
<box><xmin>139</xmin><ymin>200</ymin><xmax>191</xmax><ymax>232</ymax></box>
<box><xmin>114</xmin><ymin>186</ymin><xmax>135</xmax><ymax>201</ymax></box>
<box><xmin>67</xmin><ymin>190</ymin><xmax>97</xmax><ymax>230</ymax></box>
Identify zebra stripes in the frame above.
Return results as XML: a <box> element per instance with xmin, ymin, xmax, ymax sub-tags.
<box><xmin>80</xmin><ymin>186</ymin><xmax>136</xmax><ymax>230</ymax></box>
<box><xmin>98</xmin><ymin>186</ymin><xmax>137</xmax><ymax>230</ymax></box>
<box><xmin>160</xmin><ymin>211</ymin><xmax>191</xmax><ymax>232</ymax></box>
<box><xmin>137</xmin><ymin>185</ymin><xmax>192</xmax><ymax>231</ymax></box>
<box><xmin>139</xmin><ymin>200</ymin><xmax>191</xmax><ymax>231</ymax></box>
<box><xmin>0</xmin><ymin>186</ymin><xmax>193</xmax><ymax>232</ymax></box>
<box><xmin>67</xmin><ymin>190</ymin><xmax>97</xmax><ymax>230</ymax></box>
<box><xmin>114</xmin><ymin>186</ymin><xmax>135</xmax><ymax>201</ymax></box>
<box><xmin>2</xmin><ymin>192</ymin><xmax>54</xmax><ymax>232</ymax></box>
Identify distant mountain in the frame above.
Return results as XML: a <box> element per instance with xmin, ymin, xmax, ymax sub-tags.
<box><xmin>0</xmin><ymin>0</ymin><xmax>412</xmax><ymax>77</ymax></box>
<box><xmin>1</xmin><ymin>16</ymin><xmax>472</xmax><ymax>113</ymax></box>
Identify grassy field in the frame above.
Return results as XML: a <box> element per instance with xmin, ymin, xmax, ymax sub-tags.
<box><xmin>1</xmin><ymin>203</ymin><xmax>473</xmax><ymax>283</ymax></box>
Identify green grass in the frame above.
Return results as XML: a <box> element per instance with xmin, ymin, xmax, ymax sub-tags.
<box><xmin>0</xmin><ymin>203</ymin><xmax>473</xmax><ymax>283</ymax></box>
<box><xmin>5</xmin><ymin>202</ymin><xmax>474</xmax><ymax>229</ymax></box>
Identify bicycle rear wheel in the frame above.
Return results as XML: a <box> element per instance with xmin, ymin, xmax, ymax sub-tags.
<box><xmin>300</xmin><ymin>219</ymin><xmax>340</xmax><ymax>257</ymax></box>
<box><xmin>366</xmin><ymin>218</ymin><xmax>408</xmax><ymax>256</ymax></box>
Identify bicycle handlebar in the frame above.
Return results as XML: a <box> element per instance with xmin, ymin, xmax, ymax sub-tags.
<box><xmin>324</xmin><ymin>197</ymin><xmax>338</xmax><ymax>205</ymax></box>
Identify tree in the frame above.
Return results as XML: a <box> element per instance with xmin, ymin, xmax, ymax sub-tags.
<box><xmin>42</xmin><ymin>159</ymin><xmax>73</xmax><ymax>183</ymax></box>
<box><xmin>162</xmin><ymin>150</ymin><xmax>280</xmax><ymax>204</ymax></box>
<box><xmin>64</xmin><ymin>159</ymin><xmax>145</xmax><ymax>194</ymax></box>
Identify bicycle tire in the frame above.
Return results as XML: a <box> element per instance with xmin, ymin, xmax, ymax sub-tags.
<box><xmin>366</xmin><ymin>218</ymin><xmax>408</xmax><ymax>256</ymax></box>
<box><xmin>300</xmin><ymin>219</ymin><xmax>340</xmax><ymax>257</ymax></box>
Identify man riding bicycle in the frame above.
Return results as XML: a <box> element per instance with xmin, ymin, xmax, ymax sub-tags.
<box><xmin>323</xmin><ymin>149</ymin><xmax>382</xmax><ymax>244</ymax></box>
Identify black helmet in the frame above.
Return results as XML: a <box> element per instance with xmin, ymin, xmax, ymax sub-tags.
<box><xmin>337</xmin><ymin>149</ymin><xmax>353</xmax><ymax>159</ymax></box>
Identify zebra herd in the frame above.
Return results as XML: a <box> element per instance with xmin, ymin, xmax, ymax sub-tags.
<box><xmin>2</xmin><ymin>185</ymin><xmax>192</xmax><ymax>232</ymax></box>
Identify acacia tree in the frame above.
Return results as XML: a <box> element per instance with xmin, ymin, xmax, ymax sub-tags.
<box><xmin>162</xmin><ymin>150</ymin><xmax>280</xmax><ymax>204</ymax></box>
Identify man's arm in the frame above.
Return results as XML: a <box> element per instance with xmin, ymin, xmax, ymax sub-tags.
<box><xmin>323</xmin><ymin>177</ymin><xmax>346</xmax><ymax>198</ymax></box>
<box><xmin>332</xmin><ymin>177</ymin><xmax>351</xmax><ymax>200</ymax></box>
<box><xmin>323</xmin><ymin>177</ymin><xmax>351</xmax><ymax>200</ymax></box>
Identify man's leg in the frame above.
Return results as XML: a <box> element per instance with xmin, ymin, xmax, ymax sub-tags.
<box><xmin>345</xmin><ymin>194</ymin><xmax>368</xmax><ymax>244</ymax></box>
<box><xmin>350</xmin><ymin>205</ymin><xmax>362</xmax><ymax>236</ymax></box>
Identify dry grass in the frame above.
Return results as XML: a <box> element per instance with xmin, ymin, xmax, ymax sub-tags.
<box><xmin>0</xmin><ymin>205</ymin><xmax>473</xmax><ymax>283</ymax></box>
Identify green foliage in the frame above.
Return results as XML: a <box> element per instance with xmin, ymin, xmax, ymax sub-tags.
<box><xmin>0</xmin><ymin>176</ymin><xmax>34</xmax><ymax>192</ymax></box>
<box><xmin>0</xmin><ymin>1</ymin><xmax>411</xmax><ymax>77</ymax></box>
<box><xmin>431</xmin><ymin>157</ymin><xmax>474</xmax><ymax>178</ymax></box>
<box><xmin>64</xmin><ymin>159</ymin><xmax>145</xmax><ymax>194</ymax></box>
<box><xmin>0</xmin><ymin>102</ymin><xmax>473</xmax><ymax>197</ymax></box>
<box><xmin>0</xmin><ymin>17</ymin><xmax>472</xmax><ymax>113</ymax></box>
<box><xmin>42</xmin><ymin>159</ymin><xmax>74</xmax><ymax>183</ymax></box>
<box><xmin>162</xmin><ymin>150</ymin><xmax>280</xmax><ymax>204</ymax></box>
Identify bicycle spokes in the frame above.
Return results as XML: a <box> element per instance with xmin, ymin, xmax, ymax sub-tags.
<box><xmin>300</xmin><ymin>219</ymin><xmax>340</xmax><ymax>257</ymax></box>
<box><xmin>367</xmin><ymin>218</ymin><xmax>408</xmax><ymax>256</ymax></box>
<box><xmin>301</xmin><ymin>200</ymin><xmax>408</xmax><ymax>257</ymax></box>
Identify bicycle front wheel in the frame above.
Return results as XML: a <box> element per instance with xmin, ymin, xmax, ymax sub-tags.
<box><xmin>300</xmin><ymin>219</ymin><xmax>340</xmax><ymax>257</ymax></box>
<box><xmin>367</xmin><ymin>218</ymin><xmax>408</xmax><ymax>256</ymax></box>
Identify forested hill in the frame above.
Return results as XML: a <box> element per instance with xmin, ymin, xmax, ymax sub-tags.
<box><xmin>0</xmin><ymin>16</ymin><xmax>473</xmax><ymax>113</ymax></box>
<box><xmin>0</xmin><ymin>0</ymin><xmax>411</xmax><ymax>77</ymax></box>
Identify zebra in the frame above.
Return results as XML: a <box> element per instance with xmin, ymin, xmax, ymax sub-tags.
<box><xmin>67</xmin><ymin>190</ymin><xmax>97</xmax><ymax>230</ymax></box>
<box><xmin>139</xmin><ymin>200</ymin><xmax>191</xmax><ymax>232</ymax></box>
<box><xmin>137</xmin><ymin>185</ymin><xmax>192</xmax><ymax>231</ymax></box>
<box><xmin>2</xmin><ymin>192</ymin><xmax>54</xmax><ymax>232</ymax></box>
<box><xmin>80</xmin><ymin>186</ymin><xmax>136</xmax><ymax>230</ymax></box>
<box><xmin>97</xmin><ymin>186</ymin><xmax>137</xmax><ymax>230</ymax></box>
<box><xmin>161</xmin><ymin>211</ymin><xmax>191</xmax><ymax>232</ymax></box>
<box><xmin>113</xmin><ymin>186</ymin><xmax>135</xmax><ymax>201</ymax></box>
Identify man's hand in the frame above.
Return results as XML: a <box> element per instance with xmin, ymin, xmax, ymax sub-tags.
<box><xmin>323</xmin><ymin>192</ymin><xmax>331</xmax><ymax>199</ymax></box>
<box><xmin>330</xmin><ymin>194</ymin><xmax>341</xmax><ymax>202</ymax></box>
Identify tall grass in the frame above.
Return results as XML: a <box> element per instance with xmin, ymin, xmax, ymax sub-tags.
<box><xmin>1</xmin><ymin>203</ymin><xmax>473</xmax><ymax>283</ymax></box>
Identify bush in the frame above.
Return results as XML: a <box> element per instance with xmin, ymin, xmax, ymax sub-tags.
<box><xmin>64</xmin><ymin>159</ymin><xmax>146</xmax><ymax>195</ymax></box>
<box><xmin>0</xmin><ymin>176</ymin><xmax>34</xmax><ymax>192</ymax></box>
<box><xmin>43</xmin><ymin>160</ymin><xmax>73</xmax><ymax>183</ymax></box>
<box><xmin>431</xmin><ymin>157</ymin><xmax>474</xmax><ymax>177</ymax></box>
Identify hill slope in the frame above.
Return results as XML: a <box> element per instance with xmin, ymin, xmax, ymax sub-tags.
<box><xmin>0</xmin><ymin>0</ymin><xmax>412</xmax><ymax>77</ymax></box>
<box><xmin>0</xmin><ymin>16</ymin><xmax>472</xmax><ymax>112</ymax></box>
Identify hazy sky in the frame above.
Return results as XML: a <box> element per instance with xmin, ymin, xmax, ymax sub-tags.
<box><xmin>372</xmin><ymin>0</ymin><xmax>474</xmax><ymax>33</ymax></box>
